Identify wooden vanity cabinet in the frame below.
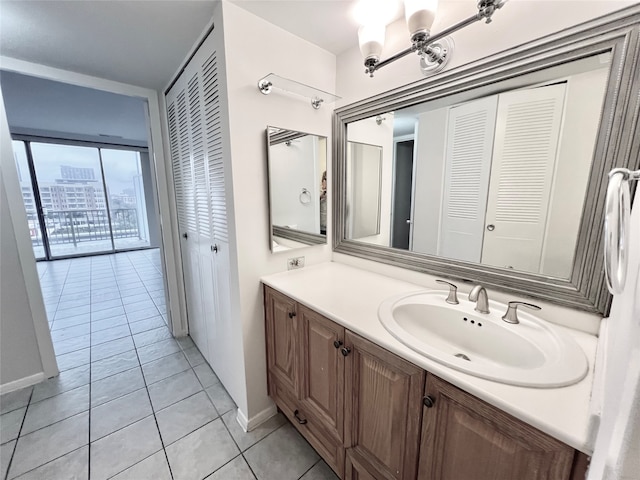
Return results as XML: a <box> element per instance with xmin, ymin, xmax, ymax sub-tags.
<box><xmin>264</xmin><ymin>287</ymin><xmax>346</xmax><ymax>475</ymax></box>
<box><xmin>264</xmin><ymin>286</ymin><xmax>589</xmax><ymax>480</ymax></box>
<box><xmin>419</xmin><ymin>374</ymin><xmax>576</xmax><ymax>480</ymax></box>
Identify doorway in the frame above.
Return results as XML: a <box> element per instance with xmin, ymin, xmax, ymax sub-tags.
<box><xmin>12</xmin><ymin>139</ymin><xmax>159</xmax><ymax>260</ymax></box>
<box><xmin>391</xmin><ymin>139</ymin><xmax>414</xmax><ymax>250</ymax></box>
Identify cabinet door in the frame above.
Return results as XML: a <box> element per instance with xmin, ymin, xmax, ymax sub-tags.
<box><xmin>345</xmin><ymin>449</ymin><xmax>382</xmax><ymax>480</ymax></box>
<box><xmin>419</xmin><ymin>374</ymin><xmax>574</xmax><ymax>480</ymax></box>
<box><xmin>344</xmin><ymin>331</ymin><xmax>425</xmax><ymax>480</ymax></box>
<box><xmin>264</xmin><ymin>286</ymin><xmax>299</xmax><ymax>395</ymax></box>
<box><xmin>299</xmin><ymin>305</ymin><xmax>345</xmax><ymax>443</ymax></box>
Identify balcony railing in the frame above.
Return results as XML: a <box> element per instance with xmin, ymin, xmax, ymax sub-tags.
<box><xmin>27</xmin><ymin>208</ymin><xmax>142</xmax><ymax>247</ymax></box>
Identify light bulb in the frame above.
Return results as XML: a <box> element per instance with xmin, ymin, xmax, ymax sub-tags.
<box><xmin>358</xmin><ymin>24</ymin><xmax>386</xmax><ymax>62</ymax></box>
<box><xmin>404</xmin><ymin>0</ymin><xmax>438</xmax><ymax>40</ymax></box>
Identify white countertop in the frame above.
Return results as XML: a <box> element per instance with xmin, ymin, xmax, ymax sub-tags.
<box><xmin>262</xmin><ymin>261</ymin><xmax>599</xmax><ymax>454</ymax></box>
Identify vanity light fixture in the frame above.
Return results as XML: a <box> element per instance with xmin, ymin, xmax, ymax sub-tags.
<box><xmin>357</xmin><ymin>0</ymin><xmax>508</xmax><ymax>77</ymax></box>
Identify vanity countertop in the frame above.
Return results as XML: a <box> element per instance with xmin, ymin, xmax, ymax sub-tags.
<box><xmin>261</xmin><ymin>261</ymin><xmax>599</xmax><ymax>454</ymax></box>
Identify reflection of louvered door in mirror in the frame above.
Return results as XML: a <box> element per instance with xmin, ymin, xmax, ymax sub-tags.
<box><xmin>165</xmin><ymin>32</ymin><xmax>230</xmax><ymax>371</ymax></box>
<box><xmin>481</xmin><ymin>84</ymin><xmax>566</xmax><ymax>272</ymax></box>
<box><xmin>439</xmin><ymin>96</ymin><xmax>498</xmax><ymax>263</ymax></box>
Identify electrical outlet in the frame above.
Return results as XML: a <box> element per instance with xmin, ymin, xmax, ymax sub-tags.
<box><xmin>287</xmin><ymin>256</ymin><xmax>305</xmax><ymax>270</ymax></box>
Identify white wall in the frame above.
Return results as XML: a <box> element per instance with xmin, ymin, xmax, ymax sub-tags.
<box><xmin>219</xmin><ymin>0</ymin><xmax>335</xmax><ymax>423</ymax></box>
<box><xmin>588</xmin><ymin>193</ymin><xmax>640</xmax><ymax>479</ymax></box>
<box><xmin>270</xmin><ymin>135</ymin><xmax>322</xmax><ymax>233</ymax></box>
<box><xmin>0</xmin><ymin>88</ymin><xmax>57</xmax><ymax>392</ymax></box>
<box><xmin>0</xmin><ymin>178</ymin><xmax>45</xmax><ymax>388</ymax></box>
<box><xmin>412</xmin><ymin>107</ymin><xmax>447</xmax><ymax>255</ymax></box>
<box><xmin>541</xmin><ymin>67</ymin><xmax>609</xmax><ymax>278</ymax></box>
<box><xmin>346</xmin><ymin>115</ymin><xmax>394</xmax><ymax>246</ymax></box>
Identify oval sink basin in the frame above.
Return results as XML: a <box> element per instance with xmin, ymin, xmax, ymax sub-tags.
<box><xmin>378</xmin><ymin>291</ymin><xmax>588</xmax><ymax>388</ymax></box>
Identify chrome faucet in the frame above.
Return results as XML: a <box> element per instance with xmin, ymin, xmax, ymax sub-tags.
<box><xmin>501</xmin><ymin>301</ymin><xmax>541</xmax><ymax>324</ymax></box>
<box><xmin>469</xmin><ymin>285</ymin><xmax>490</xmax><ymax>314</ymax></box>
<box><xmin>436</xmin><ymin>279</ymin><xmax>459</xmax><ymax>304</ymax></box>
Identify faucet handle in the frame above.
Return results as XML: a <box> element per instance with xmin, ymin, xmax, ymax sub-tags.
<box><xmin>502</xmin><ymin>301</ymin><xmax>541</xmax><ymax>324</ymax></box>
<box><xmin>436</xmin><ymin>280</ymin><xmax>459</xmax><ymax>305</ymax></box>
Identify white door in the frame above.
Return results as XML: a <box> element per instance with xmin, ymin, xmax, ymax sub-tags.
<box><xmin>201</xmin><ymin>49</ymin><xmax>232</xmax><ymax>375</ymax></box>
<box><xmin>165</xmin><ymin>39</ymin><xmax>230</xmax><ymax>367</ymax></box>
<box><xmin>438</xmin><ymin>96</ymin><xmax>498</xmax><ymax>262</ymax></box>
<box><xmin>481</xmin><ymin>83</ymin><xmax>566</xmax><ymax>272</ymax></box>
<box><xmin>167</xmin><ymin>84</ymin><xmax>209</xmax><ymax>357</ymax></box>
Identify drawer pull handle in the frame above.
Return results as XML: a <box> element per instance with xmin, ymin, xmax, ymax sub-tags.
<box><xmin>341</xmin><ymin>347</ymin><xmax>351</xmax><ymax>357</ymax></box>
<box><xmin>423</xmin><ymin>395</ymin><xmax>435</xmax><ymax>408</ymax></box>
<box><xmin>293</xmin><ymin>409</ymin><xmax>307</xmax><ymax>425</ymax></box>
<box><xmin>333</xmin><ymin>340</ymin><xmax>343</xmax><ymax>349</ymax></box>
<box><xmin>288</xmin><ymin>311</ymin><xmax>296</xmax><ymax>319</ymax></box>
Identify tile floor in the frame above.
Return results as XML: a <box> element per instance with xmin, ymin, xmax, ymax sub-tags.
<box><xmin>0</xmin><ymin>250</ymin><xmax>337</xmax><ymax>480</ymax></box>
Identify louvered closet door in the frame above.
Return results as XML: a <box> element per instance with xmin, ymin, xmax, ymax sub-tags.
<box><xmin>167</xmin><ymin>82</ymin><xmax>209</xmax><ymax>357</ymax></box>
<box><xmin>439</xmin><ymin>96</ymin><xmax>498</xmax><ymax>263</ymax></box>
<box><xmin>201</xmin><ymin>50</ymin><xmax>233</xmax><ymax>377</ymax></box>
<box><xmin>481</xmin><ymin>84</ymin><xmax>566</xmax><ymax>272</ymax></box>
<box><xmin>166</xmin><ymin>30</ymin><xmax>231</xmax><ymax>376</ymax></box>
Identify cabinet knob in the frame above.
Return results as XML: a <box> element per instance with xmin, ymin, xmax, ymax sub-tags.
<box><xmin>182</xmin><ymin>232</ymin><xmax>188</xmax><ymax>239</ymax></box>
<box><xmin>423</xmin><ymin>395</ymin><xmax>435</xmax><ymax>408</ymax></box>
<box><xmin>293</xmin><ymin>409</ymin><xmax>308</xmax><ymax>425</ymax></box>
<box><xmin>341</xmin><ymin>347</ymin><xmax>351</xmax><ymax>357</ymax></box>
<box><xmin>288</xmin><ymin>311</ymin><xmax>296</xmax><ymax>319</ymax></box>
<box><xmin>333</xmin><ymin>340</ymin><xmax>343</xmax><ymax>349</ymax></box>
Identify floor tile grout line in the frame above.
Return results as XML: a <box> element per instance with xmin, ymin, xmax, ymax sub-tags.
<box><xmin>241</xmin><ymin>452</ymin><xmax>261</xmax><ymax>479</ymax></box>
<box><xmin>87</xmin><ymin>257</ymin><xmax>99</xmax><ymax>480</ymax></box>
<box><xmin>26</xmin><ymin>382</ymin><xmax>90</xmax><ymax>408</ymax></box>
<box><xmin>2</xmin><ymin>386</ymin><xmax>35</xmax><ymax>480</ymax></box>
<box><xmin>89</xmin><ymin>411</ymin><xmax>155</xmax><ymax>445</ymax></box>
<box><xmin>102</xmin><ymin>447</ymin><xmax>165</xmax><ymax>480</ymax></box>
<box><xmin>4</xmin><ymin>444</ymin><xmax>88</xmax><ymax>480</ymax></box>
<box><xmin>11</xmin><ymin>252</ymin><xmax>173</xmax><ymax>479</ymax></box>
<box><xmin>297</xmin><ymin>458</ymin><xmax>324</xmax><ymax>480</ymax></box>
<box><xmin>122</xmin><ymin>292</ymin><xmax>176</xmax><ymax>480</ymax></box>
<box><xmin>8</xmin><ymin>409</ymin><xmax>91</xmax><ymax>447</ymax></box>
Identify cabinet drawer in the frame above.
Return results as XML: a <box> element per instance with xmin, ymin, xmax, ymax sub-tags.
<box><xmin>271</xmin><ymin>379</ymin><xmax>345</xmax><ymax>478</ymax></box>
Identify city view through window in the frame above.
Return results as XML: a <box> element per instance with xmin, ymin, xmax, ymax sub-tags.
<box><xmin>14</xmin><ymin>141</ymin><xmax>154</xmax><ymax>259</ymax></box>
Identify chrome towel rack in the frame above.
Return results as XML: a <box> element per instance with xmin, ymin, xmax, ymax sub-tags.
<box><xmin>299</xmin><ymin>188</ymin><xmax>312</xmax><ymax>205</ymax></box>
<box><xmin>604</xmin><ymin>167</ymin><xmax>640</xmax><ymax>294</ymax></box>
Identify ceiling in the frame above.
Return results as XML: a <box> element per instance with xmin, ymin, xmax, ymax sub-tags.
<box><xmin>0</xmin><ymin>0</ymin><xmax>371</xmax><ymax>91</ymax></box>
<box><xmin>1</xmin><ymin>71</ymin><xmax>149</xmax><ymax>145</ymax></box>
<box><xmin>0</xmin><ymin>1</ymin><xmax>217</xmax><ymax>90</ymax></box>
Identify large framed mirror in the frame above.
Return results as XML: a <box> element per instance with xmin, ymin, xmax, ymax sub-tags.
<box><xmin>266</xmin><ymin>126</ymin><xmax>327</xmax><ymax>252</ymax></box>
<box><xmin>333</xmin><ymin>8</ymin><xmax>640</xmax><ymax>314</ymax></box>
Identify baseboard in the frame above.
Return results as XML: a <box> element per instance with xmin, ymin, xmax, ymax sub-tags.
<box><xmin>0</xmin><ymin>372</ymin><xmax>46</xmax><ymax>395</ymax></box>
<box><xmin>236</xmin><ymin>403</ymin><xmax>278</xmax><ymax>432</ymax></box>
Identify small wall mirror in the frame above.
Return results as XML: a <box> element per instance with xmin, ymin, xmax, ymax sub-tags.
<box><xmin>266</xmin><ymin>126</ymin><xmax>327</xmax><ymax>252</ymax></box>
<box><xmin>333</xmin><ymin>9</ymin><xmax>640</xmax><ymax>314</ymax></box>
